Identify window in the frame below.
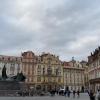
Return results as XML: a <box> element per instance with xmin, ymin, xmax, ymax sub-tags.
<box><xmin>66</xmin><ymin>73</ymin><xmax>67</xmax><ymax>77</ymax></box>
<box><xmin>43</xmin><ymin>67</ymin><xmax>45</xmax><ymax>75</ymax></box>
<box><xmin>37</xmin><ymin>70</ymin><xmax>41</xmax><ymax>75</ymax></box>
<box><xmin>93</xmin><ymin>63</ymin><xmax>95</xmax><ymax>67</ymax></box>
<box><xmin>29</xmin><ymin>78</ymin><xmax>32</xmax><ymax>82</ymax></box>
<box><xmin>37</xmin><ymin>65</ymin><xmax>41</xmax><ymax>75</ymax></box>
<box><xmin>41</xmin><ymin>57</ymin><xmax>43</xmax><ymax>62</ymax></box>
<box><xmin>58</xmin><ymin>78</ymin><xmax>61</xmax><ymax>82</ymax></box>
<box><xmin>47</xmin><ymin>67</ymin><xmax>52</xmax><ymax>75</ymax></box>
<box><xmin>56</xmin><ymin>68</ymin><xmax>58</xmax><ymax>76</ymax></box>
<box><xmin>38</xmin><ymin>65</ymin><xmax>41</xmax><ymax>69</ymax></box>
<box><xmin>43</xmin><ymin>77</ymin><xmax>45</xmax><ymax>82</ymax></box>
<box><xmin>77</xmin><ymin>64</ymin><xmax>80</xmax><ymax>68</ymax></box>
<box><xmin>37</xmin><ymin>77</ymin><xmax>41</xmax><ymax>82</ymax></box>
<box><xmin>57</xmin><ymin>67</ymin><xmax>61</xmax><ymax>76</ymax></box>
<box><xmin>17</xmin><ymin>64</ymin><xmax>20</xmax><ymax>73</ymax></box>
<box><xmin>48</xmin><ymin>77</ymin><xmax>52</xmax><ymax>82</ymax></box>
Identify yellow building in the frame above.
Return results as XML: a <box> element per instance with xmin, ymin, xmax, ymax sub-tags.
<box><xmin>34</xmin><ymin>53</ymin><xmax>63</xmax><ymax>92</ymax></box>
<box><xmin>21</xmin><ymin>51</ymin><xmax>87</xmax><ymax>92</ymax></box>
<box><xmin>21</xmin><ymin>51</ymin><xmax>63</xmax><ymax>91</ymax></box>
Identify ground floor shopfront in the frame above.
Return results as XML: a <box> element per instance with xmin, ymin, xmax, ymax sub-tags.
<box><xmin>26</xmin><ymin>82</ymin><xmax>63</xmax><ymax>92</ymax></box>
<box><xmin>64</xmin><ymin>84</ymin><xmax>85</xmax><ymax>92</ymax></box>
<box><xmin>89</xmin><ymin>78</ymin><xmax>100</xmax><ymax>92</ymax></box>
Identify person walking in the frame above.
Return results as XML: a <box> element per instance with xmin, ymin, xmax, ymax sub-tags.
<box><xmin>89</xmin><ymin>90</ymin><xmax>95</xmax><ymax>100</ymax></box>
<box><xmin>73</xmin><ymin>90</ymin><xmax>76</xmax><ymax>98</ymax></box>
<box><xmin>97</xmin><ymin>90</ymin><xmax>100</xmax><ymax>100</ymax></box>
<box><xmin>64</xmin><ymin>91</ymin><xmax>67</xmax><ymax>97</ymax></box>
<box><xmin>77</xmin><ymin>89</ymin><xmax>80</xmax><ymax>98</ymax></box>
<box><xmin>67</xmin><ymin>90</ymin><xmax>71</xmax><ymax>98</ymax></box>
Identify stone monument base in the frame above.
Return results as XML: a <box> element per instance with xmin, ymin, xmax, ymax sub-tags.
<box><xmin>0</xmin><ymin>81</ymin><xmax>25</xmax><ymax>96</ymax></box>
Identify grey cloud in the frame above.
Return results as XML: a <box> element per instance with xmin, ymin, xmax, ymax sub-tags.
<box><xmin>0</xmin><ymin>0</ymin><xmax>100</xmax><ymax>61</ymax></box>
<box><xmin>39</xmin><ymin>0</ymin><xmax>100</xmax><ymax>60</ymax></box>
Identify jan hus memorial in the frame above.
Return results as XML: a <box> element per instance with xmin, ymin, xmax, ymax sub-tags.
<box><xmin>0</xmin><ymin>65</ymin><xmax>25</xmax><ymax>96</ymax></box>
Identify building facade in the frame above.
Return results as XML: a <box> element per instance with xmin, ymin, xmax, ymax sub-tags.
<box><xmin>0</xmin><ymin>51</ymin><xmax>88</xmax><ymax>92</ymax></box>
<box><xmin>0</xmin><ymin>55</ymin><xmax>22</xmax><ymax>77</ymax></box>
<box><xmin>88</xmin><ymin>47</ymin><xmax>100</xmax><ymax>92</ymax></box>
<box><xmin>63</xmin><ymin>59</ymin><xmax>85</xmax><ymax>91</ymax></box>
<box><xmin>34</xmin><ymin>53</ymin><xmax>63</xmax><ymax>92</ymax></box>
<box><xmin>21</xmin><ymin>51</ymin><xmax>63</xmax><ymax>91</ymax></box>
<box><xmin>21</xmin><ymin>51</ymin><xmax>37</xmax><ymax>88</ymax></box>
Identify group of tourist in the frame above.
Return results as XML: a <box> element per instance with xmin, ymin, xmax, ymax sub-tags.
<box><xmin>49</xmin><ymin>89</ymin><xmax>100</xmax><ymax>100</ymax></box>
<box><xmin>50</xmin><ymin>89</ymin><xmax>80</xmax><ymax>98</ymax></box>
<box><xmin>88</xmin><ymin>89</ymin><xmax>100</xmax><ymax>100</ymax></box>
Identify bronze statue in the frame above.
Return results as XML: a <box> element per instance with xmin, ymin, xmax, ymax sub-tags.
<box><xmin>2</xmin><ymin>65</ymin><xmax>7</xmax><ymax>80</ymax></box>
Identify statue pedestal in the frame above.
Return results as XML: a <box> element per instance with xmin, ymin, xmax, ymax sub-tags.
<box><xmin>0</xmin><ymin>80</ymin><xmax>25</xmax><ymax>96</ymax></box>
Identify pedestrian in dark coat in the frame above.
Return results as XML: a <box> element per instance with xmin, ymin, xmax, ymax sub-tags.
<box><xmin>77</xmin><ymin>90</ymin><xmax>80</xmax><ymax>98</ymax></box>
<box><xmin>67</xmin><ymin>90</ymin><xmax>70</xmax><ymax>98</ymax></box>
<box><xmin>73</xmin><ymin>90</ymin><xmax>76</xmax><ymax>98</ymax></box>
<box><xmin>89</xmin><ymin>90</ymin><xmax>95</xmax><ymax>100</ymax></box>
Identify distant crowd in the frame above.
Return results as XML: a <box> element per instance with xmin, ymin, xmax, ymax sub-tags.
<box><xmin>88</xmin><ymin>89</ymin><xmax>100</xmax><ymax>100</ymax></box>
<box><xmin>50</xmin><ymin>89</ymin><xmax>100</xmax><ymax>100</ymax></box>
<box><xmin>17</xmin><ymin>88</ymin><xmax>100</xmax><ymax>100</ymax></box>
<box><xmin>50</xmin><ymin>89</ymin><xmax>80</xmax><ymax>98</ymax></box>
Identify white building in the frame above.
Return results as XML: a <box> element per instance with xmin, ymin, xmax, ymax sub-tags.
<box><xmin>0</xmin><ymin>55</ymin><xmax>22</xmax><ymax>77</ymax></box>
<box><xmin>63</xmin><ymin>59</ymin><xmax>86</xmax><ymax>91</ymax></box>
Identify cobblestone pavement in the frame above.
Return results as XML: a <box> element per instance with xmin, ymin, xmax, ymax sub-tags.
<box><xmin>0</xmin><ymin>93</ymin><xmax>90</xmax><ymax>100</ymax></box>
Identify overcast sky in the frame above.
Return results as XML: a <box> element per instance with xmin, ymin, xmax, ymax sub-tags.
<box><xmin>0</xmin><ymin>0</ymin><xmax>100</xmax><ymax>61</ymax></box>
